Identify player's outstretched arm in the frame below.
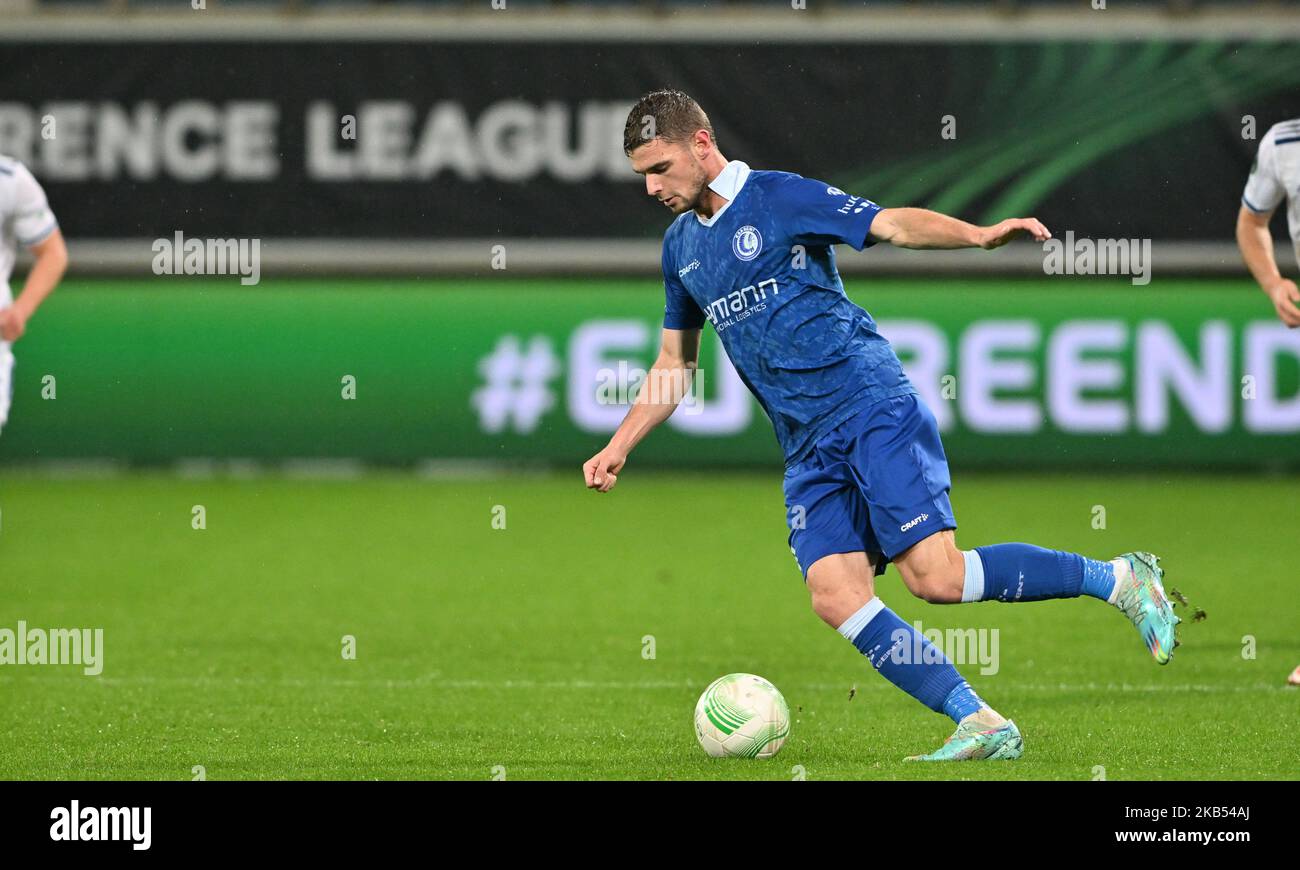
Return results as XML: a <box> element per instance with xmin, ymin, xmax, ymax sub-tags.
<box><xmin>0</xmin><ymin>229</ymin><xmax>68</xmax><ymax>343</ymax></box>
<box><xmin>1236</xmin><ymin>205</ymin><xmax>1300</xmax><ymax>328</ymax></box>
<box><xmin>869</xmin><ymin>208</ymin><xmax>1051</xmax><ymax>251</ymax></box>
<box><xmin>583</xmin><ymin>327</ymin><xmax>701</xmax><ymax>493</ymax></box>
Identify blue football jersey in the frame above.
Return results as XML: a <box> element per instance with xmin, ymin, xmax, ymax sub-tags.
<box><xmin>661</xmin><ymin>161</ymin><xmax>916</xmax><ymax>463</ymax></box>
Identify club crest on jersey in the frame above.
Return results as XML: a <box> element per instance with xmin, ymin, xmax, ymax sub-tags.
<box><xmin>732</xmin><ymin>225</ymin><xmax>763</xmax><ymax>261</ymax></box>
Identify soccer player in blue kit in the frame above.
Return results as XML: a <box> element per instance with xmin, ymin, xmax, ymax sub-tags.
<box><xmin>582</xmin><ymin>90</ymin><xmax>1181</xmax><ymax>760</ymax></box>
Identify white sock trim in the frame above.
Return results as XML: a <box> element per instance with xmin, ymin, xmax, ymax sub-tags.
<box><xmin>1108</xmin><ymin>558</ymin><xmax>1127</xmax><ymax>605</ymax></box>
<box><xmin>961</xmin><ymin>549</ymin><xmax>985</xmax><ymax>603</ymax></box>
<box><xmin>836</xmin><ymin>597</ymin><xmax>885</xmax><ymax>642</ymax></box>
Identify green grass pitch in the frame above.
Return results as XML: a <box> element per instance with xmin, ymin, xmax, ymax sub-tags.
<box><xmin>1</xmin><ymin>469</ymin><xmax>1296</xmax><ymax>780</ymax></box>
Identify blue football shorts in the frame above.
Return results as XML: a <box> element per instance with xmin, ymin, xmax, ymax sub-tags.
<box><xmin>782</xmin><ymin>393</ymin><xmax>957</xmax><ymax>579</ymax></box>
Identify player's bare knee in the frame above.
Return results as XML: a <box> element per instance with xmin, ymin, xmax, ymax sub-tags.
<box><xmin>805</xmin><ymin>571</ymin><xmax>843</xmax><ymax>625</ymax></box>
<box><xmin>808</xmin><ymin>589</ymin><xmax>844</xmax><ymax>626</ymax></box>
<box><xmin>898</xmin><ymin>566</ymin><xmax>935</xmax><ymax>602</ymax></box>
<box><xmin>810</xmin><ymin>587</ymin><xmax>876</xmax><ymax>628</ymax></box>
<box><xmin>900</xmin><ymin>560</ymin><xmax>964</xmax><ymax>604</ymax></box>
<box><xmin>896</xmin><ymin>533</ymin><xmax>964</xmax><ymax>603</ymax></box>
<box><xmin>806</xmin><ymin>553</ymin><xmax>876</xmax><ymax>627</ymax></box>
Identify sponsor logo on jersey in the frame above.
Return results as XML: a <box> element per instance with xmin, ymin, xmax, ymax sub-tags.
<box><xmin>836</xmin><ymin>193</ymin><xmax>877</xmax><ymax>216</ymax></box>
<box><xmin>732</xmin><ymin>225</ymin><xmax>762</xmax><ymax>261</ymax></box>
<box><xmin>678</xmin><ymin>259</ymin><xmax>700</xmax><ymax>278</ymax></box>
<box><xmin>704</xmin><ymin>277</ymin><xmax>780</xmax><ymax>333</ymax></box>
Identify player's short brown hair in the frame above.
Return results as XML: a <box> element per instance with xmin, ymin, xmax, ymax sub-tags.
<box><xmin>623</xmin><ymin>90</ymin><xmax>716</xmax><ymax>155</ymax></box>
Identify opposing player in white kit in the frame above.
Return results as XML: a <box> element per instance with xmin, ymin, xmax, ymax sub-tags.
<box><xmin>1235</xmin><ymin>118</ymin><xmax>1300</xmax><ymax>686</ymax></box>
<box><xmin>0</xmin><ymin>155</ymin><xmax>68</xmax><ymax>436</ymax></box>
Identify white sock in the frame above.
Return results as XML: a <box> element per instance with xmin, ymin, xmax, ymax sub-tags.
<box><xmin>835</xmin><ymin>597</ymin><xmax>885</xmax><ymax>642</ymax></box>
<box><xmin>960</xmin><ymin>706</ymin><xmax>1008</xmax><ymax>728</ymax></box>
<box><xmin>1107</xmin><ymin>558</ymin><xmax>1129</xmax><ymax>605</ymax></box>
<box><xmin>960</xmin><ymin>549</ymin><xmax>985</xmax><ymax>603</ymax></box>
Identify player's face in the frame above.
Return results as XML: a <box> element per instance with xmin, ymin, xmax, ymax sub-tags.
<box><xmin>629</xmin><ymin>138</ymin><xmax>709</xmax><ymax>215</ymax></box>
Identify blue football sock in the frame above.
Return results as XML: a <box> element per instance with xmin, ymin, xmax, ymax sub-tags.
<box><xmin>1080</xmin><ymin>558</ymin><xmax>1118</xmax><ymax>601</ymax></box>
<box><xmin>962</xmin><ymin>544</ymin><xmax>1116</xmax><ymax>603</ymax></box>
<box><xmin>838</xmin><ymin>598</ymin><xmax>985</xmax><ymax>723</ymax></box>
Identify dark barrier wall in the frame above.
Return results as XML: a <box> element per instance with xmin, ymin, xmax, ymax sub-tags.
<box><xmin>2</xmin><ymin>278</ymin><xmax>1298</xmax><ymax>468</ymax></box>
<box><xmin>1</xmin><ymin>40</ymin><xmax>1297</xmax><ymax>241</ymax></box>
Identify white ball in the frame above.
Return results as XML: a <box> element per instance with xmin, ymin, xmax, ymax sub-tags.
<box><xmin>693</xmin><ymin>673</ymin><xmax>791</xmax><ymax>759</ymax></box>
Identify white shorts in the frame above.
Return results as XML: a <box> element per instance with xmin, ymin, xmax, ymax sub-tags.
<box><xmin>0</xmin><ymin>343</ymin><xmax>12</xmax><ymax>433</ymax></box>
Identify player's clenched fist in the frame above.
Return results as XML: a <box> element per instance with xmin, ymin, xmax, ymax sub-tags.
<box><xmin>583</xmin><ymin>445</ymin><xmax>627</xmax><ymax>493</ymax></box>
<box><xmin>1266</xmin><ymin>278</ymin><xmax>1300</xmax><ymax>328</ymax></box>
<box><xmin>0</xmin><ymin>306</ymin><xmax>28</xmax><ymax>342</ymax></box>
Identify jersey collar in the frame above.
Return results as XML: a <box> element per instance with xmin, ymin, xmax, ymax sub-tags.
<box><xmin>694</xmin><ymin>160</ymin><xmax>751</xmax><ymax>227</ymax></box>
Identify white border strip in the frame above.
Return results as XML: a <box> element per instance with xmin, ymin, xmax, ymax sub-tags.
<box><xmin>4</xmin><ymin>8</ymin><xmax>1300</xmax><ymax>42</ymax></box>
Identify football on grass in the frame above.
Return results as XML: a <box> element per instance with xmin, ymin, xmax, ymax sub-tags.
<box><xmin>694</xmin><ymin>673</ymin><xmax>791</xmax><ymax>759</ymax></box>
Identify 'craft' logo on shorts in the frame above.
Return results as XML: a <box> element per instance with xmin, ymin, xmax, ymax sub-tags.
<box><xmin>900</xmin><ymin>513</ymin><xmax>930</xmax><ymax>532</ymax></box>
<box><xmin>732</xmin><ymin>225</ymin><xmax>762</xmax><ymax>261</ymax></box>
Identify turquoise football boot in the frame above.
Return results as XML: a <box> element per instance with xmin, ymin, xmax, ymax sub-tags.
<box><xmin>904</xmin><ymin>719</ymin><xmax>1023</xmax><ymax>762</ymax></box>
<box><xmin>1113</xmin><ymin>552</ymin><xmax>1180</xmax><ymax>665</ymax></box>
